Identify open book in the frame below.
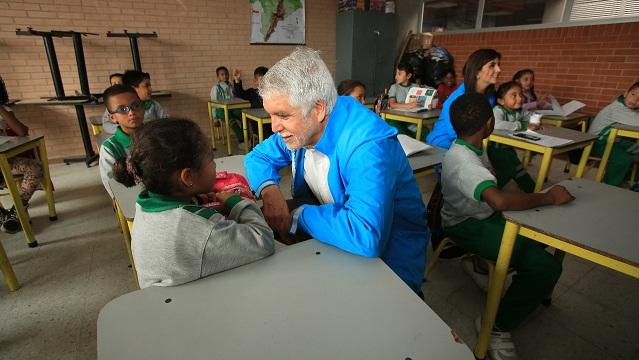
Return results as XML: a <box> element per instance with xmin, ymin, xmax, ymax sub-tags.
<box><xmin>403</xmin><ymin>87</ymin><xmax>438</xmax><ymax>113</ymax></box>
<box><xmin>536</xmin><ymin>96</ymin><xmax>585</xmax><ymax>117</ymax></box>
<box><xmin>397</xmin><ymin>134</ymin><xmax>432</xmax><ymax>156</ymax></box>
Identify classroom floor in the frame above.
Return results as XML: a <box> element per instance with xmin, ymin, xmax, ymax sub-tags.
<box><xmin>0</xmin><ymin>147</ymin><xmax>637</xmax><ymax>360</ymax></box>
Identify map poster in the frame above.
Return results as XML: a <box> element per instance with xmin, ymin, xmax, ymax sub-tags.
<box><xmin>250</xmin><ymin>0</ymin><xmax>305</xmax><ymax>44</ymax></box>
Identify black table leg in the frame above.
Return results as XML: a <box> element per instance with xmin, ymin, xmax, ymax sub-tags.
<box><xmin>63</xmin><ymin>105</ymin><xmax>98</xmax><ymax>167</ymax></box>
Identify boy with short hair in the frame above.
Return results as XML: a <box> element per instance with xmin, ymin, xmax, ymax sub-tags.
<box><xmin>99</xmin><ymin>84</ymin><xmax>145</xmax><ymax>196</ymax></box>
<box><xmin>233</xmin><ymin>66</ymin><xmax>272</xmax><ymax>141</ymax></box>
<box><xmin>441</xmin><ymin>93</ymin><xmax>574</xmax><ymax>360</ymax></box>
<box><xmin>102</xmin><ymin>70</ymin><xmax>168</xmax><ymax>135</ymax></box>
<box><xmin>387</xmin><ymin>62</ymin><xmax>423</xmax><ymax>139</ymax></box>
<box><xmin>211</xmin><ymin>66</ymin><xmax>244</xmax><ymax>148</ymax></box>
<box><xmin>109</xmin><ymin>73</ymin><xmax>123</xmax><ymax>86</ymax></box>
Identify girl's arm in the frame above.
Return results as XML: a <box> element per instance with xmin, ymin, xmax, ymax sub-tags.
<box><xmin>0</xmin><ymin>106</ymin><xmax>28</xmax><ymax>136</ymax></box>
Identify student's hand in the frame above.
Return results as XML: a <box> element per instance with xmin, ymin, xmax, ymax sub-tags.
<box><xmin>233</xmin><ymin>69</ymin><xmax>241</xmax><ymax>83</ymax></box>
<box><xmin>528</xmin><ymin>124</ymin><xmax>542</xmax><ymax>131</ymax></box>
<box><xmin>196</xmin><ymin>192</ymin><xmax>217</xmax><ymax>204</ymax></box>
<box><xmin>407</xmin><ymin>101</ymin><xmax>419</xmax><ymax>109</ymax></box>
<box><xmin>261</xmin><ymin>185</ymin><xmax>292</xmax><ymax>240</ymax></box>
<box><xmin>546</xmin><ymin>185</ymin><xmax>574</xmax><ymax>205</ymax></box>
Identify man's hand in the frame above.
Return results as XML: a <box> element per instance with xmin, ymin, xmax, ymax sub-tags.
<box><xmin>546</xmin><ymin>185</ymin><xmax>574</xmax><ymax>205</ymax></box>
<box><xmin>261</xmin><ymin>185</ymin><xmax>293</xmax><ymax>241</ymax></box>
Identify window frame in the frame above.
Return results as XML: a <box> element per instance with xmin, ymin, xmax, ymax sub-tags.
<box><xmin>420</xmin><ymin>0</ymin><xmax>639</xmax><ymax>34</ymax></box>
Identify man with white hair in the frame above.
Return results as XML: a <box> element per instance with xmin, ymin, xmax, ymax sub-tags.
<box><xmin>244</xmin><ymin>47</ymin><xmax>429</xmax><ymax>295</ymax></box>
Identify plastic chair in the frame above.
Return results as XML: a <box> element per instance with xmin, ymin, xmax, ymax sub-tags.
<box><xmin>113</xmin><ymin>200</ymin><xmax>140</xmax><ymax>289</ymax></box>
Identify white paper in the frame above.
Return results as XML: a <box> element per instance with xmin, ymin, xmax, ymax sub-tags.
<box><xmin>537</xmin><ymin>96</ymin><xmax>585</xmax><ymax>117</ymax></box>
<box><xmin>0</xmin><ymin>136</ymin><xmax>13</xmax><ymax>146</ymax></box>
<box><xmin>398</xmin><ymin>134</ymin><xmax>432</xmax><ymax>156</ymax></box>
<box><xmin>403</xmin><ymin>87</ymin><xmax>438</xmax><ymax>113</ymax></box>
<box><xmin>508</xmin><ymin>130</ymin><xmax>574</xmax><ymax>147</ymax></box>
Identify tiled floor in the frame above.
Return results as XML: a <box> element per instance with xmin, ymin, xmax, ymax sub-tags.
<box><xmin>0</xmin><ymin>149</ymin><xmax>637</xmax><ymax>359</ymax></box>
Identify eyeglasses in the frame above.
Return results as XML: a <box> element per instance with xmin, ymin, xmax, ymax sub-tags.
<box><xmin>108</xmin><ymin>100</ymin><xmax>143</xmax><ymax>115</ymax></box>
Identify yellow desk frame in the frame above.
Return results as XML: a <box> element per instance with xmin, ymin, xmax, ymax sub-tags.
<box><xmin>0</xmin><ymin>239</ymin><xmax>19</xmax><ymax>291</ymax></box>
<box><xmin>241</xmin><ymin>112</ymin><xmax>271</xmax><ymax>153</ymax></box>
<box><xmin>207</xmin><ymin>100</ymin><xmax>251</xmax><ymax>156</ymax></box>
<box><xmin>595</xmin><ymin>127</ymin><xmax>639</xmax><ymax>182</ymax></box>
<box><xmin>485</xmin><ymin>134</ymin><xmax>593</xmax><ymax>192</ymax></box>
<box><xmin>113</xmin><ymin>199</ymin><xmax>139</xmax><ymax>289</ymax></box>
<box><xmin>475</xmin><ymin>219</ymin><xmax>639</xmax><ymax>359</ymax></box>
<box><xmin>0</xmin><ymin>137</ymin><xmax>57</xmax><ymax>247</ymax></box>
<box><xmin>541</xmin><ymin>115</ymin><xmax>589</xmax><ymax>132</ymax></box>
<box><xmin>381</xmin><ymin>112</ymin><xmax>437</xmax><ymax>141</ymax></box>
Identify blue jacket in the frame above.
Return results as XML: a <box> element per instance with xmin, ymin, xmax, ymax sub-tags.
<box><xmin>427</xmin><ymin>83</ymin><xmax>496</xmax><ymax>149</ymax></box>
<box><xmin>245</xmin><ymin>96</ymin><xmax>429</xmax><ymax>292</ymax></box>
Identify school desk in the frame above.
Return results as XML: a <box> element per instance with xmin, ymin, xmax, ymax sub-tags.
<box><xmin>541</xmin><ymin>113</ymin><xmax>589</xmax><ymax>132</ymax></box>
<box><xmin>207</xmin><ymin>99</ymin><xmax>251</xmax><ymax>156</ymax></box>
<box><xmin>97</xmin><ymin>239</ymin><xmax>474</xmax><ymax>360</ymax></box>
<box><xmin>381</xmin><ymin>109</ymin><xmax>441</xmax><ymax>141</ymax></box>
<box><xmin>0</xmin><ymin>136</ymin><xmax>57</xmax><ymax>247</ymax></box>
<box><xmin>364</xmin><ymin>96</ymin><xmax>377</xmax><ymax>109</ymax></box>
<box><xmin>595</xmin><ymin>124</ymin><xmax>639</xmax><ymax>183</ymax></box>
<box><xmin>486</xmin><ymin>126</ymin><xmax>596</xmax><ymax>192</ymax></box>
<box><xmin>241</xmin><ymin>108</ymin><xmax>271</xmax><ymax>153</ymax></box>
<box><xmin>408</xmin><ymin>144</ymin><xmax>446</xmax><ymax>177</ymax></box>
<box><xmin>474</xmin><ymin>178</ymin><xmax>639</xmax><ymax>359</ymax></box>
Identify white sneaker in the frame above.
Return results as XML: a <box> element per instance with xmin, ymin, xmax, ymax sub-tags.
<box><xmin>475</xmin><ymin>316</ymin><xmax>519</xmax><ymax>360</ymax></box>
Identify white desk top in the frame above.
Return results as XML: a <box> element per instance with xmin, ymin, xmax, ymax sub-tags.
<box><xmin>408</xmin><ymin>145</ymin><xmax>446</xmax><ymax>173</ymax></box>
<box><xmin>541</xmin><ymin>112</ymin><xmax>589</xmax><ymax>121</ymax></box>
<box><xmin>503</xmin><ymin>178</ymin><xmax>639</xmax><ymax>267</ymax></box>
<box><xmin>0</xmin><ymin>135</ymin><xmax>43</xmax><ymax>154</ymax></box>
<box><xmin>383</xmin><ymin>108</ymin><xmax>441</xmax><ymax>119</ymax></box>
<box><xmin>241</xmin><ymin>108</ymin><xmax>270</xmax><ymax>118</ymax></box>
<box><xmin>492</xmin><ymin>126</ymin><xmax>596</xmax><ymax>148</ymax></box>
<box><xmin>98</xmin><ymin>240</ymin><xmax>473</xmax><ymax>360</ymax></box>
<box><xmin>108</xmin><ymin>155</ymin><xmax>247</xmax><ymax>221</ymax></box>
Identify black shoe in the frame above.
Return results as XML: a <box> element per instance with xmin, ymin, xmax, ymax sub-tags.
<box><xmin>2</xmin><ymin>207</ymin><xmax>22</xmax><ymax>234</ymax></box>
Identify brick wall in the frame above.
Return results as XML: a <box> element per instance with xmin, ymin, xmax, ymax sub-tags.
<box><xmin>434</xmin><ymin>22</ymin><xmax>639</xmax><ymax>116</ymax></box>
<box><xmin>0</xmin><ymin>0</ymin><xmax>336</xmax><ymax>161</ymax></box>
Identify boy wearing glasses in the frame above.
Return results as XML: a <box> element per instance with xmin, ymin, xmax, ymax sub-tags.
<box><xmin>102</xmin><ymin>70</ymin><xmax>169</xmax><ymax>135</ymax></box>
<box><xmin>99</xmin><ymin>84</ymin><xmax>145</xmax><ymax>196</ymax></box>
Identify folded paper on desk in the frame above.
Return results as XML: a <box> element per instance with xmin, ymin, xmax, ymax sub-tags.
<box><xmin>509</xmin><ymin>130</ymin><xmax>574</xmax><ymax>147</ymax></box>
<box><xmin>0</xmin><ymin>136</ymin><xmax>13</xmax><ymax>146</ymax></box>
<box><xmin>537</xmin><ymin>96</ymin><xmax>585</xmax><ymax>117</ymax></box>
<box><xmin>398</xmin><ymin>134</ymin><xmax>432</xmax><ymax>156</ymax></box>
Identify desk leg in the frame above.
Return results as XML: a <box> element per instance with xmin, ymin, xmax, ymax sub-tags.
<box><xmin>37</xmin><ymin>139</ymin><xmax>58</xmax><ymax>221</ymax></box>
<box><xmin>258</xmin><ymin>120</ymin><xmax>264</xmax><ymax>143</ymax></box>
<box><xmin>64</xmin><ymin>105</ymin><xmax>98</xmax><ymax>167</ymax></box>
<box><xmin>242</xmin><ymin>113</ymin><xmax>249</xmax><ymax>153</ymax></box>
<box><xmin>224</xmin><ymin>107</ymin><xmax>232</xmax><ymax>156</ymax></box>
<box><xmin>0</xmin><ymin>241</ymin><xmax>20</xmax><ymax>291</ymax></box>
<box><xmin>207</xmin><ymin>102</ymin><xmax>216</xmax><ymax>150</ymax></box>
<box><xmin>574</xmin><ymin>141</ymin><xmax>593</xmax><ymax>178</ymax></box>
<box><xmin>534</xmin><ymin>149</ymin><xmax>553</xmax><ymax>192</ymax></box>
<box><xmin>474</xmin><ymin>220</ymin><xmax>519</xmax><ymax>359</ymax></box>
<box><xmin>0</xmin><ymin>157</ymin><xmax>37</xmax><ymax>247</ymax></box>
<box><xmin>522</xmin><ymin>150</ymin><xmax>531</xmax><ymax>168</ymax></box>
<box><xmin>595</xmin><ymin>129</ymin><xmax>617</xmax><ymax>182</ymax></box>
<box><xmin>416</xmin><ymin>121</ymin><xmax>423</xmax><ymax>141</ymax></box>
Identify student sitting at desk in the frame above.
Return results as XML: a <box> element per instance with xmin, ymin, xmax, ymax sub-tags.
<box><xmin>233</xmin><ymin>66</ymin><xmax>273</xmax><ymax>139</ymax></box>
<box><xmin>489</xmin><ymin>81</ymin><xmax>537</xmax><ymax>193</ymax></box>
<box><xmin>211</xmin><ymin>66</ymin><xmax>244</xmax><ymax>149</ymax></box>
<box><xmin>113</xmin><ymin>118</ymin><xmax>275</xmax><ymax>288</ymax></box>
<box><xmin>441</xmin><ymin>93</ymin><xmax>573</xmax><ymax>360</ymax></box>
<box><xmin>99</xmin><ymin>84</ymin><xmax>144</xmax><ymax>197</ymax></box>
<box><xmin>0</xmin><ymin>101</ymin><xmax>43</xmax><ymax>234</ymax></box>
<box><xmin>102</xmin><ymin>70</ymin><xmax>169</xmax><ymax>135</ymax></box>
<box><xmin>512</xmin><ymin>69</ymin><xmax>552</xmax><ymax>112</ymax></box>
<box><xmin>588</xmin><ymin>81</ymin><xmax>639</xmax><ymax>186</ymax></box>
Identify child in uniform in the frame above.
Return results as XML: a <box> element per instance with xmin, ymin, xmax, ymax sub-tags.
<box><xmin>113</xmin><ymin>117</ymin><xmax>274</xmax><ymax>288</ymax></box>
<box><xmin>512</xmin><ymin>69</ymin><xmax>551</xmax><ymax>112</ymax></box>
<box><xmin>337</xmin><ymin>79</ymin><xmax>366</xmax><ymax>105</ymax></box>
<box><xmin>211</xmin><ymin>66</ymin><xmax>244</xmax><ymax>148</ymax></box>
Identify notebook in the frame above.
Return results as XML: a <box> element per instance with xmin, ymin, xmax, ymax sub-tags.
<box><xmin>536</xmin><ymin>96</ymin><xmax>585</xmax><ymax>117</ymax></box>
<box><xmin>397</xmin><ymin>134</ymin><xmax>432</xmax><ymax>156</ymax></box>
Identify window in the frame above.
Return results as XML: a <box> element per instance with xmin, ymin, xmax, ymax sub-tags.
<box><xmin>570</xmin><ymin>0</ymin><xmax>639</xmax><ymax>20</ymax></box>
<box><xmin>422</xmin><ymin>0</ymin><xmax>639</xmax><ymax>33</ymax></box>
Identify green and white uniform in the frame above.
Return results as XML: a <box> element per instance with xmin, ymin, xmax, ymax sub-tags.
<box><xmin>488</xmin><ymin>105</ymin><xmax>535</xmax><ymax>193</ymax></box>
<box><xmin>587</xmin><ymin>96</ymin><xmax>639</xmax><ymax>186</ymax></box>
<box><xmin>441</xmin><ymin>139</ymin><xmax>561</xmax><ymax>331</ymax></box>
<box><xmin>102</xmin><ymin>100</ymin><xmax>169</xmax><ymax>135</ymax></box>
<box><xmin>99</xmin><ymin>126</ymin><xmax>131</xmax><ymax>197</ymax></box>
<box><xmin>210</xmin><ymin>80</ymin><xmax>244</xmax><ymax>143</ymax></box>
<box><xmin>133</xmin><ymin>191</ymin><xmax>275</xmax><ymax>289</ymax></box>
